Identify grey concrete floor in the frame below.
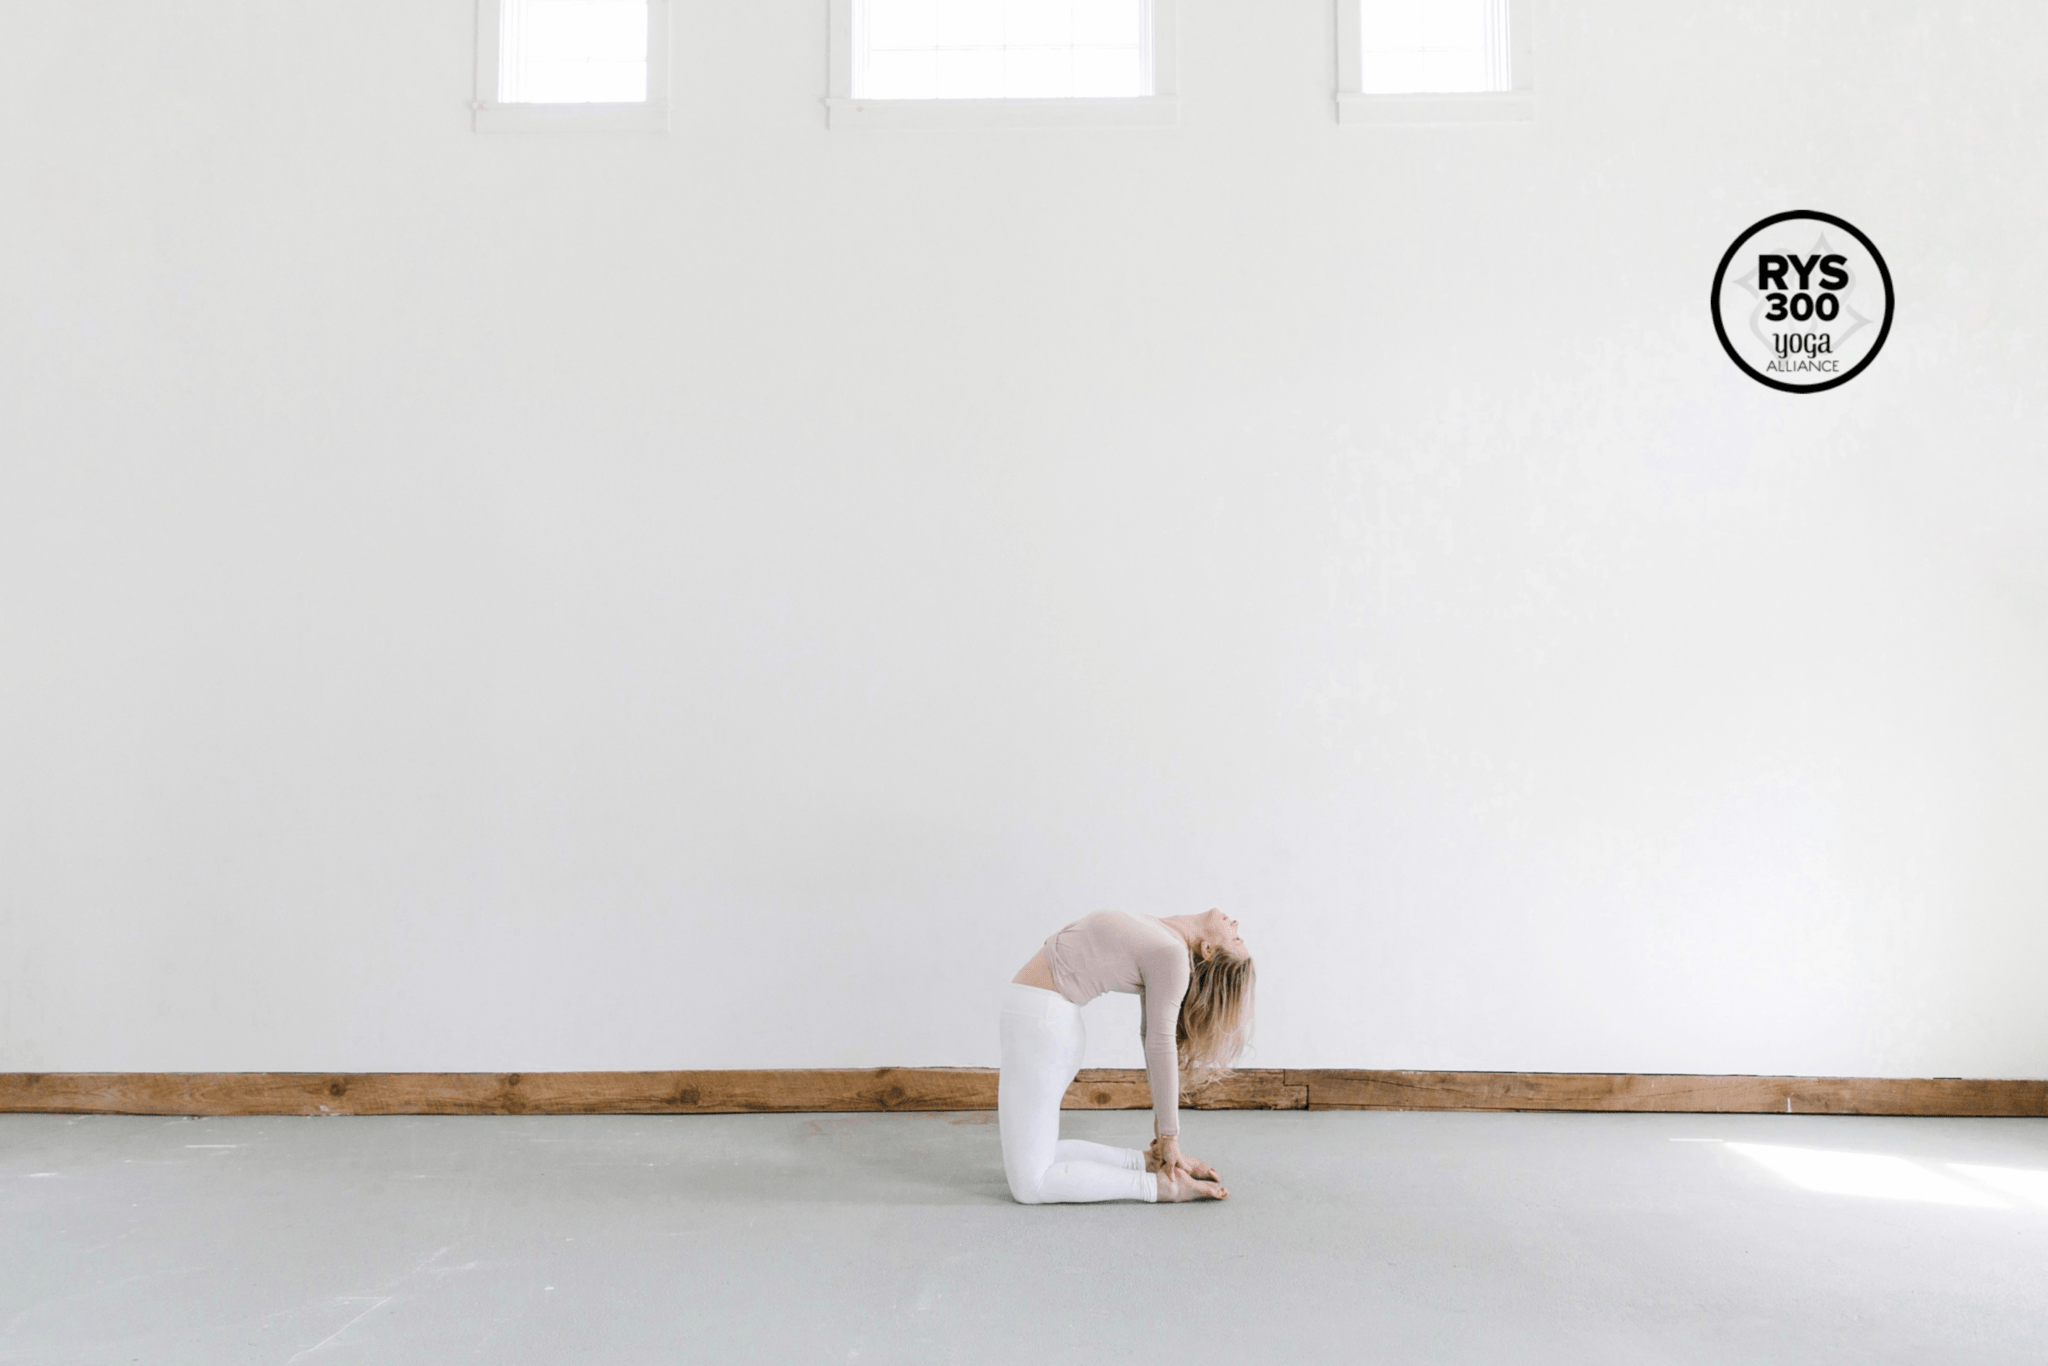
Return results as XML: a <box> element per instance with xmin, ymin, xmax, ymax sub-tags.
<box><xmin>4</xmin><ymin>1110</ymin><xmax>2046</xmax><ymax>1365</ymax></box>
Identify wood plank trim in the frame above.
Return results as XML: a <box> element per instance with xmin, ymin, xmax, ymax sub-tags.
<box><xmin>0</xmin><ymin>1069</ymin><xmax>1303</xmax><ymax>1117</ymax></box>
<box><xmin>2</xmin><ymin>1070</ymin><xmax>2039</xmax><ymax>1118</ymax></box>
<box><xmin>1290</xmin><ymin>1071</ymin><xmax>2048</xmax><ymax>1117</ymax></box>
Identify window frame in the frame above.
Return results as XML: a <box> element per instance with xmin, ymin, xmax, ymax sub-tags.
<box><xmin>472</xmin><ymin>0</ymin><xmax>672</xmax><ymax>134</ymax></box>
<box><xmin>1335</xmin><ymin>0</ymin><xmax>1533</xmax><ymax>126</ymax></box>
<box><xmin>826</xmin><ymin>0</ymin><xmax>1179</xmax><ymax>130</ymax></box>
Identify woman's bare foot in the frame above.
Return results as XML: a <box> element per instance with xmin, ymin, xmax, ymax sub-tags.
<box><xmin>1155</xmin><ymin>1172</ymin><xmax>1229</xmax><ymax>1202</ymax></box>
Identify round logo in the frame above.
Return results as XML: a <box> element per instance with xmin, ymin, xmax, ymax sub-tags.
<box><xmin>1711</xmin><ymin>211</ymin><xmax>1894</xmax><ymax>393</ymax></box>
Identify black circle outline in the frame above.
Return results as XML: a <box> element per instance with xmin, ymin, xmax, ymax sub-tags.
<box><xmin>1710</xmin><ymin>210</ymin><xmax>1895</xmax><ymax>394</ymax></box>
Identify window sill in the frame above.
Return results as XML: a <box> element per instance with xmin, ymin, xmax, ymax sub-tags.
<box><xmin>825</xmin><ymin>96</ymin><xmax>1178</xmax><ymax>131</ymax></box>
<box><xmin>472</xmin><ymin>101</ymin><xmax>669</xmax><ymax>135</ymax></box>
<box><xmin>1337</xmin><ymin>92</ymin><xmax>1533</xmax><ymax>126</ymax></box>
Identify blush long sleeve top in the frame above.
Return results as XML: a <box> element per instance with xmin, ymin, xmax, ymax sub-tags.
<box><xmin>1043</xmin><ymin>910</ymin><xmax>1191</xmax><ymax>1137</ymax></box>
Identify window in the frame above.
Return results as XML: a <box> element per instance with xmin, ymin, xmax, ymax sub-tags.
<box><xmin>828</xmin><ymin>0</ymin><xmax>1178</xmax><ymax>129</ymax></box>
<box><xmin>474</xmin><ymin>0</ymin><xmax>670</xmax><ymax>133</ymax></box>
<box><xmin>1336</xmin><ymin>0</ymin><xmax>1532</xmax><ymax>125</ymax></box>
<box><xmin>1358</xmin><ymin>0</ymin><xmax>1508</xmax><ymax>94</ymax></box>
<box><xmin>858</xmin><ymin>0</ymin><xmax>1148</xmax><ymax>99</ymax></box>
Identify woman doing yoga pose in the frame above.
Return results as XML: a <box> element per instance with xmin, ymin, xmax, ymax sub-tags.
<box><xmin>1001</xmin><ymin>908</ymin><xmax>1254</xmax><ymax>1204</ymax></box>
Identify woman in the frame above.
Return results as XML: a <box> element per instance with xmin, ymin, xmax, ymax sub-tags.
<box><xmin>1000</xmin><ymin>908</ymin><xmax>1254</xmax><ymax>1204</ymax></box>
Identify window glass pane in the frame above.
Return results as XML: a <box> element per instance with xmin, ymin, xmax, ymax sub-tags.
<box><xmin>500</xmin><ymin>0</ymin><xmax>648</xmax><ymax>104</ymax></box>
<box><xmin>1073</xmin><ymin>0</ymin><xmax>1142</xmax><ymax>48</ymax></box>
<box><xmin>855</xmin><ymin>0</ymin><xmax>1148</xmax><ymax>99</ymax></box>
<box><xmin>1003</xmin><ymin>0</ymin><xmax>1072</xmax><ymax>48</ymax></box>
<box><xmin>1358</xmin><ymin>0</ymin><xmax>1510</xmax><ymax>94</ymax></box>
<box><xmin>937</xmin><ymin>0</ymin><xmax>1004</xmax><ymax>48</ymax></box>
<box><xmin>1004</xmin><ymin>46</ymin><xmax>1073</xmax><ymax>97</ymax></box>
<box><xmin>866</xmin><ymin>0</ymin><xmax>939</xmax><ymax>50</ymax></box>
<box><xmin>865</xmin><ymin>48</ymin><xmax>939</xmax><ymax>99</ymax></box>
<box><xmin>1072</xmin><ymin>46</ymin><xmax>1140</xmax><ymax>96</ymax></box>
<box><xmin>934</xmin><ymin>48</ymin><xmax>1004</xmax><ymax>97</ymax></box>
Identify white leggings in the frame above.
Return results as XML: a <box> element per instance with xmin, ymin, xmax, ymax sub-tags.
<box><xmin>998</xmin><ymin>983</ymin><xmax>1157</xmax><ymax>1204</ymax></box>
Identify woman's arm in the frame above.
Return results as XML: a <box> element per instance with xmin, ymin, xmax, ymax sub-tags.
<box><xmin>1138</xmin><ymin>946</ymin><xmax>1196</xmax><ymax>1146</ymax></box>
<box><xmin>1138</xmin><ymin>941</ymin><xmax>1223</xmax><ymax>1182</ymax></box>
<box><xmin>1138</xmin><ymin>944</ymin><xmax>1188</xmax><ymax>1140</ymax></box>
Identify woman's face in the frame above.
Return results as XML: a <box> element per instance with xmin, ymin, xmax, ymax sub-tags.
<box><xmin>1198</xmin><ymin>908</ymin><xmax>1247</xmax><ymax>959</ymax></box>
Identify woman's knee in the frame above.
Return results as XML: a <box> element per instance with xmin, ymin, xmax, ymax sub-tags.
<box><xmin>1006</xmin><ymin>1169</ymin><xmax>1046</xmax><ymax>1205</ymax></box>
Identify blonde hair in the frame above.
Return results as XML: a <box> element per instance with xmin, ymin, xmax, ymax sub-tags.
<box><xmin>1169</xmin><ymin>942</ymin><xmax>1256</xmax><ymax>1091</ymax></box>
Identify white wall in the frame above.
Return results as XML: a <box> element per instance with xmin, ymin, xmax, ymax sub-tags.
<box><xmin>4</xmin><ymin>2</ymin><xmax>2046</xmax><ymax>1077</ymax></box>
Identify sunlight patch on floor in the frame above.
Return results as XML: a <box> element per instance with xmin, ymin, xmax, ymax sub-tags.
<box><xmin>1726</xmin><ymin>1143</ymin><xmax>2014</xmax><ymax>1208</ymax></box>
<box><xmin>1948</xmin><ymin>1164</ymin><xmax>2048</xmax><ymax>1209</ymax></box>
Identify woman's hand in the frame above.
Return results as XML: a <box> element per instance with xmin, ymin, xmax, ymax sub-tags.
<box><xmin>1146</xmin><ymin>1135</ymin><xmax>1220</xmax><ymax>1183</ymax></box>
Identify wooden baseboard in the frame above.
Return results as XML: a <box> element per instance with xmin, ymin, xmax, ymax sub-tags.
<box><xmin>0</xmin><ymin>1069</ymin><xmax>1298</xmax><ymax>1117</ymax></box>
<box><xmin>3</xmin><ymin>1069</ymin><xmax>2044</xmax><ymax>1118</ymax></box>
<box><xmin>1291</xmin><ymin>1071</ymin><xmax>2048</xmax><ymax>1117</ymax></box>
